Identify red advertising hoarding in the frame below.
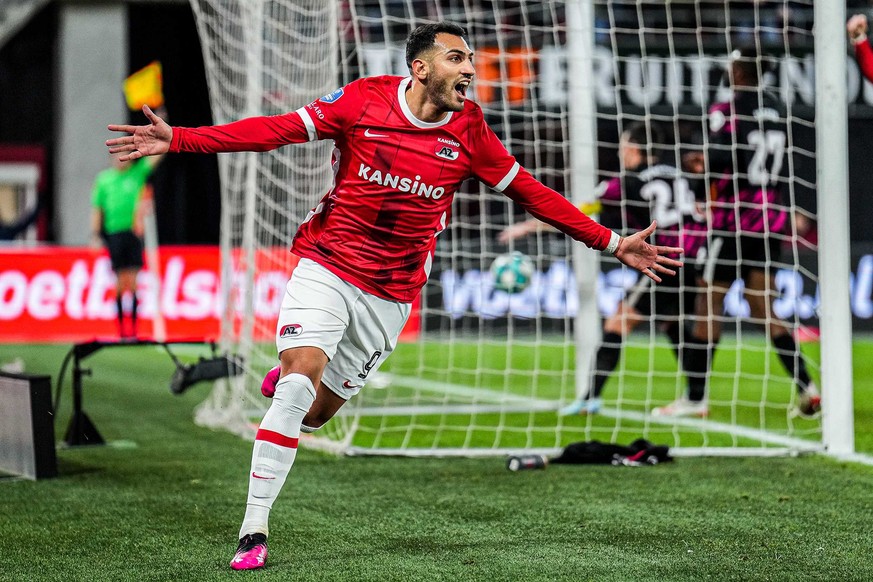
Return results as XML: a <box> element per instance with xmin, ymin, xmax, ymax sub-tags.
<box><xmin>0</xmin><ymin>246</ymin><xmax>420</xmax><ymax>343</ymax></box>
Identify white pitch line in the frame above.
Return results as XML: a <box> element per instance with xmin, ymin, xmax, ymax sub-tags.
<box><xmin>595</xmin><ymin>408</ymin><xmax>823</xmax><ymax>452</ymax></box>
<box><xmin>363</xmin><ymin>374</ymin><xmax>543</xmax><ymax>404</ymax></box>
<box><xmin>348</xmin><ymin>401</ymin><xmax>559</xmax><ymax>417</ymax></box>
<box><xmin>342</xmin><ymin>373</ymin><xmax>559</xmax><ymax>416</ymax></box>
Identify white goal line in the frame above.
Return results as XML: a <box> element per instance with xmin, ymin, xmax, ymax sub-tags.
<box><xmin>354</xmin><ymin>373</ymin><xmax>826</xmax><ymax>454</ymax></box>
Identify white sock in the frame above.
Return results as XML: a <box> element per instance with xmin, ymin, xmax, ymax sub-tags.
<box><xmin>238</xmin><ymin>373</ymin><xmax>315</xmax><ymax>539</ymax></box>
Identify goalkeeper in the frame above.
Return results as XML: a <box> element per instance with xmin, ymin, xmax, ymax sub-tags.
<box><xmin>500</xmin><ymin>122</ymin><xmax>708</xmax><ymax>416</ymax></box>
<box><xmin>106</xmin><ymin>22</ymin><xmax>684</xmax><ymax>570</ymax></box>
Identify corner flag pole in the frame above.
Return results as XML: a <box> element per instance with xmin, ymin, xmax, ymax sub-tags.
<box><xmin>124</xmin><ymin>61</ymin><xmax>167</xmax><ymax>342</ymax></box>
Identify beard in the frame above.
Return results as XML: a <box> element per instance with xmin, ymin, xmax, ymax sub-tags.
<box><xmin>425</xmin><ymin>76</ymin><xmax>464</xmax><ymax>112</ymax></box>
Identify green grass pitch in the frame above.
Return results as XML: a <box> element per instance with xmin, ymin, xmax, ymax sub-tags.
<box><xmin>0</xmin><ymin>341</ymin><xmax>872</xmax><ymax>581</ymax></box>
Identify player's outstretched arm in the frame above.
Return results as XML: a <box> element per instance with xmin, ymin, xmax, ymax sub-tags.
<box><xmin>106</xmin><ymin>105</ymin><xmax>172</xmax><ymax>162</ymax></box>
<box><xmin>614</xmin><ymin>221</ymin><xmax>683</xmax><ymax>283</ymax></box>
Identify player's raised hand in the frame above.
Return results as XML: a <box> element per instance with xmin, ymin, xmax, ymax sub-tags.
<box><xmin>848</xmin><ymin>14</ymin><xmax>868</xmax><ymax>43</ymax></box>
<box><xmin>106</xmin><ymin>105</ymin><xmax>172</xmax><ymax>161</ymax></box>
<box><xmin>614</xmin><ymin>221</ymin><xmax>684</xmax><ymax>283</ymax></box>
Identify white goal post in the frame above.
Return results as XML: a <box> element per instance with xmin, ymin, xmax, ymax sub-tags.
<box><xmin>814</xmin><ymin>1</ymin><xmax>853</xmax><ymax>456</ymax></box>
<box><xmin>189</xmin><ymin>0</ymin><xmax>854</xmax><ymax>459</ymax></box>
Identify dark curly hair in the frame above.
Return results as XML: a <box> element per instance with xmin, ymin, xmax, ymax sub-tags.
<box><xmin>405</xmin><ymin>22</ymin><xmax>468</xmax><ymax>72</ymax></box>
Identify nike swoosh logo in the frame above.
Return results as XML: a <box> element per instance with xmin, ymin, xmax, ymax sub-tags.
<box><xmin>364</xmin><ymin>128</ymin><xmax>388</xmax><ymax>138</ymax></box>
<box><xmin>251</xmin><ymin>472</ymin><xmax>275</xmax><ymax>480</ymax></box>
<box><xmin>342</xmin><ymin>380</ymin><xmax>361</xmax><ymax>389</ymax></box>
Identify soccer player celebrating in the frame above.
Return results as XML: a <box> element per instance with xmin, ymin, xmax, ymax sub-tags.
<box><xmin>674</xmin><ymin>47</ymin><xmax>819</xmax><ymax>419</ymax></box>
<box><xmin>500</xmin><ymin>122</ymin><xmax>707</xmax><ymax>416</ymax></box>
<box><xmin>107</xmin><ymin>22</ymin><xmax>683</xmax><ymax>570</ymax></box>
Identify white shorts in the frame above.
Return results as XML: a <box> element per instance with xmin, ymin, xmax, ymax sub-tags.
<box><xmin>275</xmin><ymin>258</ymin><xmax>412</xmax><ymax>399</ymax></box>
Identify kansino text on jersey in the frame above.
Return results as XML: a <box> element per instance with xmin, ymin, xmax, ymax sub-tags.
<box><xmin>358</xmin><ymin>164</ymin><xmax>447</xmax><ymax>200</ymax></box>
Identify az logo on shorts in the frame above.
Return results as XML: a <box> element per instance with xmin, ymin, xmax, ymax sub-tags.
<box><xmin>279</xmin><ymin>324</ymin><xmax>303</xmax><ymax>338</ymax></box>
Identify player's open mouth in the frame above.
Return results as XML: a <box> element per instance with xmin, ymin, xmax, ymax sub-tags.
<box><xmin>455</xmin><ymin>82</ymin><xmax>468</xmax><ymax>99</ymax></box>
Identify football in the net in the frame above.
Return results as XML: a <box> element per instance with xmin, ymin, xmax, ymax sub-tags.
<box><xmin>490</xmin><ymin>251</ymin><xmax>535</xmax><ymax>294</ymax></box>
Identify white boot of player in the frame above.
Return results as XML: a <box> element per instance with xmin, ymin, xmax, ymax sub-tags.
<box><xmin>793</xmin><ymin>382</ymin><xmax>821</xmax><ymax>418</ymax></box>
<box><xmin>652</xmin><ymin>398</ymin><xmax>709</xmax><ymax>418</ymax></box>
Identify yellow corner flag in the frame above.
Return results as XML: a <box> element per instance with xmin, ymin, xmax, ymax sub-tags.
<box><xmin>123</xmin><ymin>61</ymin><xmax>164</xmax><ymax>111</ymax></box>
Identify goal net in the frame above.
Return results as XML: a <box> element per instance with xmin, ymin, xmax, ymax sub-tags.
<box><xmin>191</xmin><ymin>0</ymin><xmax>850</xmax><ymax>457</ymax></box>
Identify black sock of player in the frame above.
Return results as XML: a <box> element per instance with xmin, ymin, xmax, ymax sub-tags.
<box><xmin>131</xmin><ymin>294</ymin><xmax>138</xmax><ymax>336</ymax></box>
<box><xmin>116</xmin><ymin>294</ymin><xmax>125</xmax><ymax>336</ymax></box>
<box><xmin>592</xmin><ymin>332</ymin><xmax>623</xmax><ymax>398</ymax></box>
<box><xmin>683</xmin><ymin>334</ymin><xmax>712</xmax><ymax>403</ymax></box>
<box><xmin>772</xmin><ymin>333</ymin><xmax>811</xmax><ymax>391</ymax></box>
<box><xmin>664</xmin><ymin>322</ymin><xmax>682</xmax><ymax>360</ymax></box>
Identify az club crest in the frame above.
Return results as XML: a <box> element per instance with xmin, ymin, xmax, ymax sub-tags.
<box><xmin>435</xmin><ymin>145</ymin><xmax>459</xmax><ymax>161</ymax></box>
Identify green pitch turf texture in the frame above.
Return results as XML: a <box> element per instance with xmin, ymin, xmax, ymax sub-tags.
<box><xmin>1</xmin><ymin>341</ymin><xmax>871</xmax><ymax>581</ymax></box>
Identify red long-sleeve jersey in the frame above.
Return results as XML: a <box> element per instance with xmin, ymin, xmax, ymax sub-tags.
<box><xmin>855</xmin><ymin>38</ymin><xmax>873</xmax><ymax>83</ymax></box>
<box><xmin>170</xmin><ymin>75</ymin><xmax>614</xmax><ymax>302</ymax></box>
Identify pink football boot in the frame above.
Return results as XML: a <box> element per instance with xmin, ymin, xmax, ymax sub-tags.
<box><xmin>230</xmin><ymin>533</ymin><xmax>268</xmax><ymax>570</ymax></box>
<box><xmin>261</xmin><ymin>366</ymin><xmax>280</xmax><ymax>398</ymax></box>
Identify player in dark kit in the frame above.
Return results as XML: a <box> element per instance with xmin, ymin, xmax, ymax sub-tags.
<box><xmin>587</xmin><ymin>123</ymin><xmax>709</xmax><ymax>416</ymax></box>
<box><xmin>107</xmin><ymin>22</ymin><xmax>684</xmax><ymax>570</ymax></box>
<box><xmin>501</xmin><ymin>122</ymin><xmax>708</xmax><ymax>416</ymax></box>
<box><xmin>677</xmin><ymin>47</ymin><xmax>819</xmax><ymax>419</ymax></box>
